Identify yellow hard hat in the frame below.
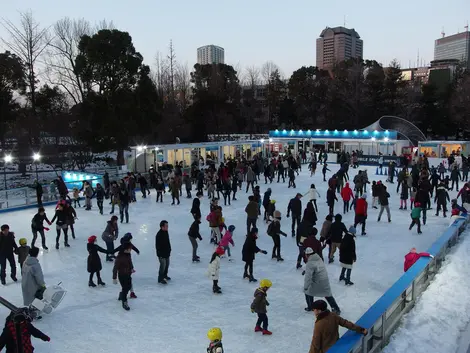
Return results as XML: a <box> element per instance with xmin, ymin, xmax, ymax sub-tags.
<box><xmin>207</xmin><ymin>327</ymin><xmax>222</xmax><ymax>341</ymax></box>
<box><xmin>260</xmin><ymin>279</ymin><xmax>272</xmax><ymax>288</ymax></box>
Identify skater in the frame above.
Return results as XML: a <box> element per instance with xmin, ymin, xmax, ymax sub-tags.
<box><xmin>245</xmin><ymin>196</ymin><xmax>259</xmax><ymax>235</ymax></box>
<box><xmin>326</xmin><ymin>187</ymin><xmax>337</xmax><ymax>216</ymax></box>
<box><xmin>17</xmin><ymin>238</ymin><xmax>30</xmax><ymax>270</ymax></box>
<box><xmin>340</xmin><ymin>182</ymin><xmax>354</xmax><ymax>214</ymax></box>
<box><xmin>322</xmin><ymin>163</ymin><xmax>330</xmax><ymax>182</ymax></box>
<box><xmin>251</xmin><ymin>278</ymin><xmax>272</xmax><ymax>335</ymax></box>
<box><xmin>399</xmin><ymin>180</ymin><xmax>409</xmax><ymax>210</ymax></box>
<box><xmin>156</xmin><ymin>178</ymin><xmax>165</xmax><ymax>202</ymax></box>
<box><xmin>371</xmin><ymin>181</ymin><xmax>379</xmax><ymax>209</ymax></box>
<box><xmin>242</xmin><ymin>228</ymin><xmax>267</xmax><ymax>282</ymax></box>
<box><xmin>288</xmin><ymin>167</ymin><xmax>296</xmax><ymax>188</ymax></box>
<box><xmin>328</xmin><ymin>214</ymin><xmax>348</xmax><ymax>263</ymax></box>
<box><xmin>102</xmin><ymin>215</ymin><xmax>119</xmax><ymax>262</ymax></box>
<box><xmin>354</xmin><ymin>194</ymin><xmax>368</xmax><ymax>236</ymax></box>
<box><xmin>265</xmin><ymin>199</ymin><xmax>276</xmax><ymax>223</ymax></box>
<box><xmin>409</xmin><ymin>202</ymin><xmax>423</xmax><ymax>234</ymax></box>
<box><xmin>188</xmin><ymin>217</ymin><xmax>203</xmax><ymax>262</ymax></box>
<box><xmin>0</xmin><ymin>224</ymin><xmax>18</xmax><ymax>285</ymax></box>
<box><xmin>21</xmin><ymin>247</ymin><xmax>46</xmax><ymax>306</ymax></box>
<box><xmin>0</xmin><ymin>308</ymin><xmax>50</xmax><ymax>352</ymax></box>
<box><xmin>219</xmin><ymin>225</ymin><xmax>235</xmax><ymax>260</ymax></box>
<box><xmin>262</xmin><ymin>188</ymin><xmax>272</xmax><ymax>221</ymax></box>
<box><xmin>207</xmin><ymin>327</ymin><xmax>224</xmax><ymax>353</ymax></box>
<box><xmin>119</xmin><ymin>183</ymin><xmax>130</xmax><ymax>223</ymax></box>
<box><xmin>31</xmin><ymin>207</ymin><xmax>51</xmax><ymax>250</ymax></box>
<box><xmin>339</xmin><ymin>227</ymin><xmax>357</xmax><ymax>285</ymax></box>
<box><xmin>72</xmin><ymin>187</ymin><xmax>81</xmax><ymax>207</ymax></box>
<box><xmin>155</xmin><ymin>220</ymin><xmax>172</xmax><ymax>284</ymax></box>
<box><xmin>51</xmin><ymin>202</ymin><xmax>69</xmax><ymax>249</ymax></box>
<box><xmin>65</xmin><ymin>201</ymin><xmax>78</xmax><ymax>240</ymax></box>
<box><xmin>87</xmin><ymin>235</ymin><xmax>108</xmax><ymax>287</ymax></box>
<box><xmin>304</xmin><ymin>184</ymin><xmax>320</xmax><ymax>212</ymax></box>
<box><xmin>303</xmin><ymin>247</ymin><xmax>341</xmax><ymax>314</ymax></box>
<box><xmin>435</xmin><ymin>182</ymin><xmax>450</xmax><ymax>217</ymax></box>
<box><xmin>112</xmin><ymin>242</ymin><xmax>133</xmax><ymax>311</ymax></box>
<box><xmin>404</xmin><ymin>247</ymin><xmax>433</xmax><ymax>272</ymax></box>
<box><xmin>138</xmin><ymin>173</ymin><xmax>149</xmax><ymax>198</ymax></box>
<box><xmin>95</xmin><ymin>183</ymin><xmax>106</xmax><ymax>214</ymax></box>
<box><xmin>207</xmin><ymin>206</ymin><xmax>223</xmax><ymax>244</ymax></box>
<box><xmin>208</xmin><ymin>247</ymin><xmax>224</xmax><ymax>294</ymax></box>
<box><xmin>83</xmin><ymin>181</ymin><xmax>94</xmax><ymax>210</ymax></box>
<box><xmin>287</xmin><ymin>193</ymin><xmax>303</xmax><ymax>237</ymax></box>
<box><xmin>308</xmin><ymin>299</ymin><xmax>367</xmax><ymax>353</ymax></box>
<box><xmin>267</xmin><ymin>211</ymin><xmax>287</xmax><ymax>261</ymax></box>
<box><xmin>377</xmin><ymin>185</ymin><xmax>391</xmax><ymax>222</ymax></box>
<box><xmin>191</xmin><ymin>192</ymin><xmax>203</xmax><ymax>221</ymax></box>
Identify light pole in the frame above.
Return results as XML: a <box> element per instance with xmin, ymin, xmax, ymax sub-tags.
<box><xmin>142</xmin><ymin>146</ymin><xmax>147</xmax><ymax>172</ymax></box>
<box><xmin>136</xmin><ymin>146</ymin><xmax>143</xmax><ymax>173</ymax></box>
<box><xmin>260</xmin><ymin>139</ymin><xmax>265</xmax><ymax>158</ymax></box>
<box><xmin>3</xmin><ymin>155</ymin><xmax>12</xmax><ymax>203</ymax></box>
<box><xmin>33</xmin><ymin>153</ymin><xmax>40</xmax><ymax>181</ymax></box>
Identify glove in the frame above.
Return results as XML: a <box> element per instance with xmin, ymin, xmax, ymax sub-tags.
<box><xmin>44</xmin><ymin>227</ymin><xmax>50</xmax><ymax>231</ymax></box>
<box><xmin>251</xmin><ymin>309</ymin><xmax>255</xmax><ymax>313</ymax></box>
<box><xmin>286</xmin><ymin>214</ymin><xmax>290</xmax><ymax>218</ymax></box>
<box><xmin>261</xmin><ymin>250</ymin><xmax>268</xmax><ymax>255</ymax></box>
<box><xmin>113</xmin><ymin>279</ymin><xmax>118</xmax><ymax>285</ymax></box>
<box><xmin>45</xmin><ymin>336</ymin><xmax>51</xmax><ymax>342</ymax></box>
<box><xmin>266</xmin><ymin>301</ymin><xmax>270</xmax><ymax>306</ymax></box>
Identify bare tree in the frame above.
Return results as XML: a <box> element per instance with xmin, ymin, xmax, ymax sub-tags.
<box><xmin>261</xmin><ymin>61</ymin><xmax>279</xmax><ymax>84</ymax></box>
<box><xmin>167</xmin><ymin>40</ymin><xmax>176</xmax><ymax>99</ymax></box>
<box><xmin>152</xmin><ymin>51</ymin><xmax>170</xmax><ymax>98</ymax></box>
<box><xmin>94</xmin><ymin>19</ymin><xmax>115</xmax><ymax>32</ymax></box>
<box><xmin>1</xmin><ymin>10</ymin><xmax>51</xmax><ymax>113</ymax></box>
<box><xmin>244</xmin><ymin>65</ymin><xmax>261</xmax><ymax>89</ymax></box>
<box><xmin>44</xmin><ymin>17</ymin><xmax>91</xmax><ymax>104</ymax></box>
<box><xmin>175</xmin><ymin>62</ymin><xmax>191</xmax><ymax>111</ymax></box>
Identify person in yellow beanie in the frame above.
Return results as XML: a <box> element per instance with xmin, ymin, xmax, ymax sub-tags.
<box><xmin>251</xmin><ymin>279</ymin><xmax>272</xmax><ymax>335</ymax></box>
<box><xmin>17</xmin><ymin>238</ymin><xmax>30</xmax><ymax>269</ymax></box>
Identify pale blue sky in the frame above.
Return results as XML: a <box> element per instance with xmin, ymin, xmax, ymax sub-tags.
<box><xmin>1</xmin><ymin>0</ymin><xmax>469</xmax><ymax>77</ymax></box>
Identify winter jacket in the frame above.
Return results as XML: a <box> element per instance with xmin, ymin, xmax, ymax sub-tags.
<box><xmin>155</xmin><ymin>230</ymin><xmax>171</xmax><ymax>258</ymax></box>
<box><xmin>31</xmin><ymin>213</ymin><xmax>50</xmax><ymax>231</ymax></box>
<box><xmin>87</xmin><ymin>243</ymin><xmax>108</xmax><ymax>273</ymax></box>
<box><xmin>0</xmin><ymin>319</ymin><xmax>49</xmax><ymax>353</ymax></box>
<box><xmin>302</xmin><ymin>207</ymin><xmax>318</xmax><ymax>226</ymax></box>
<box><xmin>207</xmin><ymin>256</ymin><xmax>221</xmax><ymax>280</ymax></box>
<box><xmin>208</xmin><ymin>209</ymin><xmax>223</xmax><ymax>228</ymax></box>
<box><xmin>191</xmin><ymin>198</ymin><xmax>201</xmax><ymax>220</ymax></box>
<box><xmin>378</xmin><ymin>188</ymin><xmax>390</xmax><ymax>206</ymax></box>
<box><xmin>355</xmin><ymin>198</ymin><xmax>367</xmax><ymax>216</ymax></box>
<box><xmin>17</xmin><ymin>245</ymin><xmax>30</xmax><ymax>266</ymax></box>
<box><xmin>415</xmin><ymin>189</ymin><xmax>430</xmax><ymax>206</ymax></box>
<box><xmin>262</xmin><ymin>190</ymin><xmax>271</xmax><ymax>207</ymax></box>
<box><xmin>329</xmin><ymin>221</ymin><xmax>348</xmax><ymax>244</ymax></box>
<box><xmin>451</xmin><ymin>168</ymin><xmax>461</xmax><ymax>181</ymax></box>
<box><xmin>404</xmin><ymin>251</ymin><xmax>431</xmax><ymax>272</ymax></box>
<box><xmin>268</xmin><ymin>220</ymin><xmax>287</xmax><ymax>238</ymax></box>
<box><xmin>112</xmin><ymin>252</ymin><xmax>133</xmax><ymax>279</ymax></box>
<box><xmin>242</xmin><ymin>236</ymin><xmax>261</xmax><ymax>262</ymax></box>
<box><xmin>326</xmin><ymin>189</ymin><xmax>337</xmax><ymax>206</ymax></box>
<box><xmin>319</xmin><ymin>220</ymin><xmax>332</xmax><ymax>241</ymax></box>
<box><xmin>339</xmin><ymin>233</ymin><xmax>356</xmax><ymax>266</ymax></box>
<box><xmin>102</xmin><ymin>221</ymin><xmax>119</xmax><ymax>243</ymax></box>
<box><xmin>340</xmin><ymin>184</ymin><xmax>354</xmax><ymax>202</ymax></box>
<box><xmin>305</xmin><ymin>188</ymin><xmax>320</xmax><ymax>200</ymax></box>
<box><xmin>95</xmin><ymin>186</ymin><xmax>105</xmax><ymax>200</ymax></box>
<box><xmin>207</xmin><ymin>341</ymin><xmax>223</xmax><ymax>353</ymax></box>
<box><xmin>188</xmin><ymin>220</ymin><xmax>203</xmax><ymax>240</ymax></box>
<box><xmin>246</xmin><ymin>168</ymin><xmax>256</xmax><ymax>182</ymax></box>
<box><xmin>302</xmin><ymin>236</ymin><xmax>323</xmax><ymax>261</ymax></box>
<box><xmin>219</xmin><ymin>231</ymin><xmax>234</xmax><ymax>247</ymax></box>
<box><xmin>287</xmin><ymin>197</ymin><xmax>302</xmax><ymax>216</ymax></box>
<box><xmin>411</xmin><ymin>206</ymin><xmax>422</xmax><ymax>219</ymax></box>
<box><xmin>245</xmin><ymin>201</ymin><xmax>259</xmax><ymax>218</ymax></box>
<box><xmin>21</xmin><ymin>256</ymin><xmax>45</xmax><ymax>306</ymax></box>
<box><xmin>251</xmin><ymin>288</ymin><xmax>268</xmax><ymax>314</ymax></box>
<box><xmin>400</xmin><ymin>184</ymin><xmax>409</xmax><ymax>200</ymax></box>
<box><xmin>308</xmin><ymin>311</ymin><xmax>365</xmax><ymax>353</ymax></box>
<box><xmin>119</xmin><ymin>189</ymin><xmax>130</xmax><ymax>205</ymax></box>
<box><xmin>435</xmin><ymin>186</ymin><xmax>450</xmax><ymax>204</ymax></box>
<box><xmin>50</xmin><ymin>209</ymin><xmax>67</xmax><ymax>226</ymax></box>
<box><xmin>66</xmin><ymin>205</ymin><xmax>77</xmax><ymax>225</ymax></box>
<box><xmin>304</xmin><ymin>253</ymin><xmax>332</xmax><ymax>297</ymax></box>
<box><xmin>0</xmin><ymin>232</ymin><xmax>18</xmax><ymax>255</ymax></box>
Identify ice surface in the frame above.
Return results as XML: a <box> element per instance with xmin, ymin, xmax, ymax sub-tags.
<box><xmin>0</xmin><ymin>166</ymin><xmax>454</xmax><ymax>353</ymax></box>
<box><xmin>383</xmin><ymin>228</ymin><xmax>470</xmax><ymax>353</ymax></box>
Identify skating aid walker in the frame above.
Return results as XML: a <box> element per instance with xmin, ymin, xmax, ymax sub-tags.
<box><xmin>31</xmin><ymin>282</ymin><xmax>67</xmax><ymax>316</ymax></box>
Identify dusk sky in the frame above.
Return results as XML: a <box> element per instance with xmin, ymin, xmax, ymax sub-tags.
<box><xmin>1</xmin><ymin>0</ymin><xmax>469</xmax><ymax>78</ymax></box>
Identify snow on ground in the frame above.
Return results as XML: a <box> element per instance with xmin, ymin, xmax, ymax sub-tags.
<box><xmin>0</xmin><ymin>166</ymin><xmax>453</xmax><ymax>353</ymax></box>
<box><xmin>383</xmin><ymin>228</ymin><xmax>470</xmax><ymax>353</ymax></box>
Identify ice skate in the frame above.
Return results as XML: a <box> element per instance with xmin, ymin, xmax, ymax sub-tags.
<box><xmin>122</xmin><ymin>301</ymin><xmax>130</xmax><ymax>311</ymax></box>
<box><xmin>262</xmin><ymin>329</ymin><xmax>272</xmax><ymax>335</ymax></box>
<box><xmin>296</xmin><ymin>263</ymin><xmax>302</xmax><ymax>269</ymax></box>
<box><xmin>55</xmin><ymin>243</ymin><xmax>59</xmax><ymax>250</ymax></box>
<box><xmin>249</xmin><ymin>276</ymin><xmax>257</xmax><ymax>283</ymax></box>
<box><xmin>130</xmin><ymin>291</ymin><xmax>137</xmax><ymax>299</ymax></box>
<box><xmin>97</xmin><ymin>280</ymin><xmax>106</xmax><ymax>286</ymax></box>
<box><xmin>254</xmin><ymin>326</ymin><xmax>262</xmax><ymax>332</ymax></box>
<box><xmin>277</xmin><ymin>257</ymin><xmax>284</xmax><ymax>262</ymax></box>
<box><xmin>64</xmin><ymin>243</ymin><xmax>70</xmax><ymax>247</ymax></box>
<box><xmin>11</xmin><ymin>275</ymin><xmax>17</xmax><ymax>282</ymax></box>
<box><xmin>88</xmin><ymin>281</ymin><xmax>97</xmax><ymax>287</ymax></box>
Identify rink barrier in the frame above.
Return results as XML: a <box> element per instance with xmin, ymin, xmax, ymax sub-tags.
<box><xmin>328</xmin><ymin>216</ymin><xmax>469</xmax><ymax>353</ymax></box>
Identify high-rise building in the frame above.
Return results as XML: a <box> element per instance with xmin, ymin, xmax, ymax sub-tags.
<box><xmin>197</xmin><ymin>45</ymin><xmax>225</xmax><ymax>65</ymax></box>
<box><xmin>316</xmin><ymin>26</ymin><xmax>363</xmax><ymax>69</ymax></box>
<box><xmin>434</xmin><ymin>31</ymin><xmax>470</xmax><ymax>69</ymax></box>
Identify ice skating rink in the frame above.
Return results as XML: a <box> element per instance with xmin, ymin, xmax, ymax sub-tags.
<box><xmin>0</xmin><ymin>166</ymin><xmax>453</xmax><ymax>353</ymax></box>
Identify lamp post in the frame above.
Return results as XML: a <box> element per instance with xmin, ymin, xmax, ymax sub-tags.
<box><xmin>260</xmin><ymin>139</ymin><xmax>265</xmax><ymax>158</ymax></box>
<box><xmin>33</xmin><ymin>153</ymin><xmax>40</xmax><ymax>181</ymax></box>
<box><xmin>142</xmin><ymin>146</ymin><xmax>147</xmax><ymax>172</ymax></box>
<box><xmin>3</xmin><ymin>155</ymin><xmax>12</xmax><ymax>204</ymax></box>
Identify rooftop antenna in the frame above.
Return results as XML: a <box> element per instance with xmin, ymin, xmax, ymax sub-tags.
<box><xmin>343</xmin><ymin>15</ymin><xmax>346</xmax><ymax>27</ymax></box>
<box><xmin>441</xmin><ymin>27</ymin><xmax>445</xmax><ymax>38</ymax></box>
<box><xmin>417</xmin><ymin>49</ymin><xmax>419</xmax><ymax>68</ymax></box>
<box><xmin>465</xmin><ymin>21</ymin><xmax>469</xmax><ymax>31</ymax></box>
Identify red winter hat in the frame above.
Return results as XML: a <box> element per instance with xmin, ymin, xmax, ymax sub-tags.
<box><xmin>215</xmin><ymin>247</ymin><xmax>225</xmax><ymax>256</ymax></box>
<box><xmin>88</xmin><ymin>235</ymin><xmax>97</xmax><ymax>243</ymax></box>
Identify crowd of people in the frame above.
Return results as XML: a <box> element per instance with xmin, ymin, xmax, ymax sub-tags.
<box><xmin>0</xmin><ymin>149</ymin><xmax>468</xmax><ymax>353</ymax></box>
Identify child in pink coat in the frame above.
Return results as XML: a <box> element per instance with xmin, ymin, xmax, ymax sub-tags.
<box><xmin>404</xmin><ymin>247</ymin><xmax>433</xmax><ymax>272</ymax></box>
<box><xmin>219</xmin><ymin>225</ymin><xmax>235</xmax><ymax>260</ymax></box>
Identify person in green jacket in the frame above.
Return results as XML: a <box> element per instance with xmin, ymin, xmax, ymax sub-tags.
<box><xmin>409</xmin><ymin>202</ymin><xmax>422</xmax><ymax>234</ymax></box>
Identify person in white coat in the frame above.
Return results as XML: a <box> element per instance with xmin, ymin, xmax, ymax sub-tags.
<box><xmin>21</xmin><ymin>247</ymin><xmax>46</xmax><ymax>308</ymax></box>
<box><xmin>208</xmin><ymin>247</ymin><xmax>224</xmax><ymax>294</ymax></box>
<box><xmin>304</xmin><ymin>184</ymin><xmax>320</xmax><ymax>212</ymax></box>
<box><xmin>303</xmin><ymin>247</ymin><xmax>341</xmax><ymax>314</ymax></box>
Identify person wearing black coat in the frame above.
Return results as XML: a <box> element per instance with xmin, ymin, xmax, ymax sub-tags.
<box><xmin>188</xmin><ymin>219</ymin><xmax>202</xmax><ymax>262</ymax></box>
<box><xmin>326</xmin><ymin>187</ymin><xmax>338</xmax><ymax>216</ymax></box>
<box><xmin>262</xmin><ymin>189</ymin><xmax>272</xmax><ymax>221</ymax></box>
<box><xmin>50</xmin><ymin>203</ymin><xmax>69</xmax><ymax>249</ymax></box>
<box><xmin>87</xmin><ymin>235</ymin><xmax>108</xmax><ymax>287</ymax></box>
<box><xmin>328</xmin><ymin>214</ymin><xmax>348</xmax><ymax>263</ymax></box>
<box><xmin>302</xmin><ymin>201</ymin><xmax>317</xmax><ymax>226</ymax></box>
<box><xmin>242</xmin><ymin>228</ymin><xmax>267</xmax><ymax>282</ymax></box>
<box><xmin>377</xmin><ymin>186</ymin><xmax>391</xmax><ymax>222</ymax></box>
<box><xmin>0</xmin><ymin>225</ymin><xmax>18</xmax><ymax>285</ymax></box>
<box><xmin>137</xmin><ymin>173</ymin><xmax>149</xmax><ymax>198</ymax></box>
<box><xmin>415</xmin><ymin>188</ymin><xmax>430</xmax><ymax>225</ymax></box>
<box><xmin>434</xmin><ymin>183</ymin><xmax>450</xmax><ymax>217</ymax></box>
<box><xmin>267</xmin><ymin>211</ymin><xmax>287</xmax><ymax>261</ymax></box>
<box><xmin>339</xmin><ymin>227</ymin><xmax>357</xmax><ymax>285</ymax></box>
<box><xmin>191</xmin><ymin>194</ymin><xmax>202</xmax><ymax>221</ymax></box>
<box><xmin>94</xmin><ymin>184</ymin><xmax>106</xmax><ymax>215</ymax></box>
<box><xmin>31</xmin><ymin>207</ymin><xmax>51</xmax><ymax>250</ymax></box>
<box><xmin>155</xmin><ymin>221</ymin><xmax>171</xmax><ymax>284</ymax></box>
<box><xmin>118</xmin><ymin>183</ymin><xmax>130</xmax><ymax>223</ymax></box>
<box><xmin>287</xmin><ymin>193</ymin><xmax>303</xmax><ymax>237</ymax></box>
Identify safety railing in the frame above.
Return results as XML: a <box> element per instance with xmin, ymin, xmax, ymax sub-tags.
<box><xmin>328</xmin><ymin>216</ymin><xmax>468</xmax><ymax>353</ymax></box>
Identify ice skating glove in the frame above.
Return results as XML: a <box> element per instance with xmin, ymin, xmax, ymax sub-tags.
<box><xmin>44</xmin><ymin>227</ymin><xmax>50</xmax><ymax>231</ymax></box>
<box><xmin>266</xmin><ymin>301</ymin><xmax>270</xmax><ymax>306</ymax></box>
<box><xmin>261</xmin><ymin>251</ymin><xmax>268</xmax><ymax>254</ymax></box>
<box><xmin>113</xmin><ymin>279</ymin><xmax>118</xmax><ymax>284</ymax></box>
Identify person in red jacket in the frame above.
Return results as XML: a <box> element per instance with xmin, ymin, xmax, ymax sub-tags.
<box><xmin>354</xmin><ymin>194</ymin><xmax>368</xmax><ymax>236</ymax></box>
<box><xmin>302</xmin><ymin>227</ymin><xmax>323</xmax><ymax>261</ymax></box>
<box><xmin>404</xmin><ymin>248</ymin><xmax>433</xmax><ymax>272</ymax></box>
<box><xmin>340</xmin><ymin>183</ymin><xmax>354</xmax><ymax>214</ymax></box>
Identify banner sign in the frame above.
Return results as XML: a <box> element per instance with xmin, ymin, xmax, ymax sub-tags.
<box><xmin>357</xmin><ymin>155</ymin><xmax>401</xmax><ymax>166</ymax></box>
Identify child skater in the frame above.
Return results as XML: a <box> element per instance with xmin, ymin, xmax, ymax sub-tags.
<box><xmin>409</xmin><ymin>202</ymin><xmax>423</xmax><ymax>234</ymax></box>
<box><xmin>72</xmin><ymin>187</ymin><xmax>81</xmax><ymax>207</ymax></box>
<box><xmin>113</xmin><ymin>233</ymin><xmax>139</xmax><ymax>298</ymax></box>
<box><xmin>208</xmin><ymin>246</ymin><xmax>224</xmax><ymax>294</ymax></box>
<box><xmin>410</xmin><ymin>187</ymin><xmax>417</xmax><ymax>208</ymax></box>
<box><xmin>242</xmin><ymin>228</ymin><xmax>268</xmax><ymax>282</ymax></box>
<box><xmin>207</xmin><ymin>327</ymin><xmax>224</xmax><ymax>353</ymax></box>
<box><xmin>267</xmin><ymin>210</ymin><xmax>287</xmax><ymax>261</ymax></box>
<box><xmin>112</xmin><ymin>242</ymin><xmax>134</xmax><ymax>311</ymax></box>
<box><xmin>404</xmin><ymin>247</ymin><xmax>433</xmax><ymax>272</ymax></box>
<box><xmin>219</xmin><ymin>225</ymin><xmax>235</xmax><ymax>261</ymax></box>
<box><xmin>155</xmin><ymin>178</ymin><xmax>165</xmax><ymax>203</ymax></box>
<box><xmin>251</xmin><ymin>279</ymin><xmax>272</xmax><ymax>335</ymax></box>
<box><xmin>400</xmin><ymin>180</ymin><xmax>409</xmax><ymax>210</ymax></box>
<box><xmin>17</xmin><ymin>238</ymin><xmax>30</xmax><ymax>270</ymax></box>
<box><xmin>339</xmin><ymin>226</ymin><xmax>357</xmax><ymax>285</ymax></box>
<box><xmin>87</xmin><ymin>235</ymin><xmax>108</xmax><ymax>287</ymax></box>
<box><xmin>266</xmin><ymin>199</ymin><xmax>276</xmax><ymax>222</ymax></box>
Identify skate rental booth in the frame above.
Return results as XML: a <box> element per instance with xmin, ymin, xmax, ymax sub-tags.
<box><xmin>127</xmin><ymin>140</ymin><xmax>265</xmax><ymax>172</ymax></box>
<box><xmin>268</xmin><ymin>129</ymin><xmax>403</xmax><ymax>163</ymax></box>
<box><xmin>417</xmin><ymin>140</ymin><xmax>469</xmax><ymax>167</ymax></box>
